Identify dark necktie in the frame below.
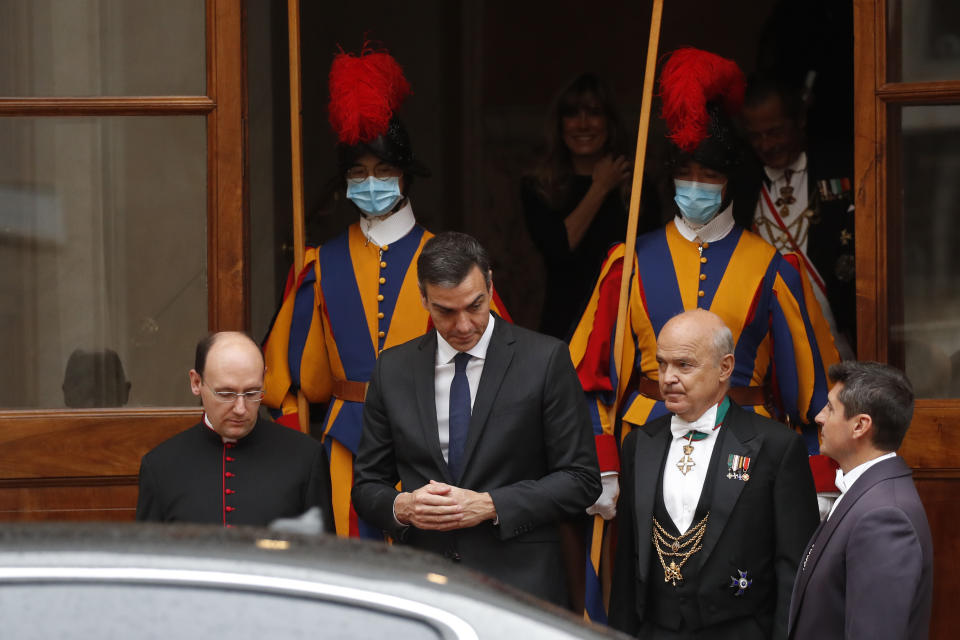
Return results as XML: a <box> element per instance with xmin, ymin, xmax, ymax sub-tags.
<box><xmin>447</xmin><ymin>352</ymin><xmax>472</xmax><ymax>481</ymax></box>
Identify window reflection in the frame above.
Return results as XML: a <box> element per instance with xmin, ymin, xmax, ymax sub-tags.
<box><xmin>0</xmin><ymin>117</ymin><xmax>206</xmax><ymax>408</ymax></box>
<box><xmin>890</xmin><ymin>105</ymin><xmax>960</xmax><ymax>398</ymax></box>
<box><xmin>888</xmin><ymin>0</ymin><xmax>960</xmax><ymax>83</ymax></box>
<box><xmin>0</xmin><ymin>0</ymin><xmax>205</xmax><ymax>97</ymax></box>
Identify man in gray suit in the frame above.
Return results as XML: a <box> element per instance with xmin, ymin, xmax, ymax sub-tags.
<box><xmin>788</xmin><ymin>361</ymin><xmax>933</xmax><ymax>639</ymax></box>
<box><xmin>352</xmin><ymin>231</ymin><xmax>601</xmax><ymax>607</ymax></box>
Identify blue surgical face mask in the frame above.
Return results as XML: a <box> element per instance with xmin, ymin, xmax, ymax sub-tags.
<box><xmin>673</xmin><ymin>179</ymin><xmax>724</xmax><ymax>225</ymax></box>
<box><xmin>346</xmin><ymin>176</ymin><xmax>403</xmax><ymax>217</ymax></box>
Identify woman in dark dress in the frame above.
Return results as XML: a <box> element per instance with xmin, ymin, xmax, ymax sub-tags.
<box><xmin>522</xmin><ymin>73</ymin><xmax>635</xmax><ymax>340</ymax></box>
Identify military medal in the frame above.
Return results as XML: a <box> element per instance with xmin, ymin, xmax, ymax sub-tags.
<box><xmin>834</xmin><ymin>253</ymin><xmax>855</xmax><ymax>283</ymax></box>
<box><xmin>676</xmin><ymin>431</ymin><xmax>707</xmax><ymax>476</ymax></box>
<box><xmin>729</xmin><ymin>569</ymin><xmax>752</xmax><ymax>596</ymax></box>
<box><xmin>773</xmin><ymin>168</ymin><xmax>797</xmax><ymax>218</ymax></box>
<box><xmin>727</xmin><ymin>453</ymin><xmax>751</xmax><ymax>481</ymax></box>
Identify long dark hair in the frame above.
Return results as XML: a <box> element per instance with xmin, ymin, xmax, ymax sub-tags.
<box><xmin>531</xmin><ymin>73</ymin><xmax>629</xmax><ymax>208</ymax></box>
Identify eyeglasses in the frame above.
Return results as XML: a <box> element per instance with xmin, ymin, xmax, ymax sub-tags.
<box><xmin>202</xmin><ymin>382</ymin><xmax>264</xmax><ymax>404</ymax></box>
<box><xmin>346</xmin><ymin>164</ymin><xmax>402</xmax><ymax>183</ymax></box>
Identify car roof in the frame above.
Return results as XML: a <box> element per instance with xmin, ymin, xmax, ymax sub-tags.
<box><xmin>0</xmin><ymin>523</ymin><xmax>627</xmax><ymax>640</ymax></box>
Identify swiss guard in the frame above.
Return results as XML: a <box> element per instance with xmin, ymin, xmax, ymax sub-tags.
<box><xmin>262</xmin><ymin>44</ymin><xmax>507</xmax><ymax>539</ymax></box>
<box><xmin>569</xmin><ymin>47</ymin><xmax>841</xmax><ymax>530</ymax></box>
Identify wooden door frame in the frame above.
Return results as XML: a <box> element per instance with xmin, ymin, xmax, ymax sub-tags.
<box><xmin>854</xmin><ymin>2</ymin><xmax>960</xmax><ymax>636</ymax></box>
<box><xmin>0</xmin><ymin>0</ymin><xmax>247</xmax><ymax>519</ymax></box>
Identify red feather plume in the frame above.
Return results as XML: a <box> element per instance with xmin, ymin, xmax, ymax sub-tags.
<box><xmin>328</xmin><ymin>44</ymin><xmax>412</xmax><ymax>145</ymax></box>
<box><xmin>659</xmin><ymin>48</ymin><xmax>745</xmax><ymax>152</ymax></box>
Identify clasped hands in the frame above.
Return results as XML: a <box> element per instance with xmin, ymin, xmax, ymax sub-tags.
<box><xmin>394</xmin><ymin>480</ymin><xmax>496</xmax><ymax>531</ymax></box>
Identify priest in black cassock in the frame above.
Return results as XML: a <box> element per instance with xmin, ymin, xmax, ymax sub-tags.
<box><xmin>136</xmin><ymin>332</ymin><xmax>333</xmax><ymax>529</ymax></box>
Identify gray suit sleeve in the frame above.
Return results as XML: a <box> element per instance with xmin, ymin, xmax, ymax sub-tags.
<box><xmin>488</xmin><ymin>341</ymin><xmax>601</xmax><ymax>539</ymax></box>
<box><xmin>844</xmin><ymin>506</ymin><xmax>924</xmax><ymax>639</ymax></box>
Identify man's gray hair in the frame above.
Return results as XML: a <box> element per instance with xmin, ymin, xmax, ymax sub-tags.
<box><xmin>712</xmin><ymin>324</ymin><xmax>735</xmax><ymax>364</ymax></box>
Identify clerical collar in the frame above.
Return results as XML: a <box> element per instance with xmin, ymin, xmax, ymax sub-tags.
<box><xmin>674</xmin><ymin>203</ymin><xmax>736</xmax><ymax>243</ymax></box>
<box><xmin>436</xmin><ymin>314</ymin><xmax>496</xmax><ymax>365</ymax></box>
<box><xmin>764</xmin><ymin>151</ymin><xmax>807</xmax><ymax>184</ymax></box>
<box><xmin>360</xmin><ymin>200</ymin><xmax>416</xmax><ymax>246</ymax></box>
<box><xmin>204</xmin><ymin>413</ymin><xmax>238</xmax><ymax>444</ymax></box>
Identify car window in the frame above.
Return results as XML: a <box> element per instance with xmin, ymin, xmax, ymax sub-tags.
<box><xmin>0</xmin><ymin>583</ymin><xmax>446</xmax><ymax>639</ymax></box>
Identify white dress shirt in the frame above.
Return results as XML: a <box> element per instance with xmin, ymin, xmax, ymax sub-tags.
<box><xmin>359</xmin><ymin>200</ymin><xmax>416</xmax><ymax>246</ymax></box>
<box><xmin>663</xmin><ymin>403</ymin><xmax>722</xmax><ymax>533</ymax></box>
<box><xmin>674</xmin><ymin>203</ymin><xmax>736</xmax><ymax>243</ymax></box>
<box><xmin>434</xmin><ymin>314</ymin><xmax>496</xmax><ymax>463</ymax></box>
<box><xmin>827</xmin><ymin>451</ymin><xmax>898</xmax><ymax>520</ymax></box>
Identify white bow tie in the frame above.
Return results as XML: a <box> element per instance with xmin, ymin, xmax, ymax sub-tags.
<box><xmin>670</xmin><ymin>418</ymin><xmax>715</xmax><ymax>440</ymax></box>
<box><xmin>835</xmin><ymin>468</ymin><xmax>848</xmax><ymax>493</ymax></box>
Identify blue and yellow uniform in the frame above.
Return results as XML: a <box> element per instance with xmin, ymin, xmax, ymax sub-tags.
<box><xmin>263</xmin><ymin>218</ymin><xmax>509</xmax><ymax>538</ymax></box>
<box><xmin>569</xmin><ymin>217</ymin><xmax>839</xmax><ymax>483</ymax></box>
<box><xmin>263</xmin><ymin>221</ymin><xmax>432</xmax><ymax>538</ymax></box>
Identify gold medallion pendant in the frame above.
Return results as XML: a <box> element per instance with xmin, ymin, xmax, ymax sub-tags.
<box><xmin>652</xmin><ymin>513</ymin><xmax>709</xmax><ymax>586</ymax></box>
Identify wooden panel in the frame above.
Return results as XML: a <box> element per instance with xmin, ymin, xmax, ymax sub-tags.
<box><xmin>853</xmin><ymin>0</ymin><xmax>884</xmax><ymax>360</ymax></box>
<box><xmin>0</xmin><ymin>96</ymin><xmax>216</xmax><ymax>116</ymax></box>
<box><xmin>0</xmin><ymin>410</ymin><xmax>199</xmax><ymax>479</ymax></box>
<box><xmin>914</xmin><ymin>476</ymin><xmax>960</xmax><ymax>640</ymax></box>
<box><xmin>207</xmin><ymin>0</ymin><xmax>249</xmax><ymax>331</ymax></box>
<box><xmin>899</xmin><ymin>402</ymin><xmax>960</xmax><ymax>470</ymax></box>
<box><xmin>0</xmin><ymin>410</ymin><xmax>199</xmax><ymax>521</ymax></box>
<box><xmin>878</xmin><ymin>81</ymin><xmax>960</xmax><ymax>102</ymax></box>
<box><xmin>0</xmin><ymin>483</ymin><xmax>139</xmax><ymax>522</ymax></box>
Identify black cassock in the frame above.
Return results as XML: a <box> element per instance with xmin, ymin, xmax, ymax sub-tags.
<box><xmin>136</xmin><ymin>417</ymin><xmax>333</xmax><ymax>530</ymax></box>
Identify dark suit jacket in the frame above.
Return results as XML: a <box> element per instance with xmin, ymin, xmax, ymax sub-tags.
<box><xmin>736</xmin><ymin>146</ymin><xmax>856</xmax><ymax>347</ymax></box>
<box><xmin>787</xmin><ymin>456</ymin><xmax>933</xmax><ymax>639</ymax></box>
<box><xmin>136</xmin><ymin>418</ymin><xmax>333</xmax><ymax>530</ymax></box>
<box><xmin>609</xmin><ymin>402</ymin><xmax>819</xmax><ymax>640</ymax></box>
<box><xmin>351</xmin><ymin>317</ymin><xmax>601</xmax><ymax>606</ymax></box>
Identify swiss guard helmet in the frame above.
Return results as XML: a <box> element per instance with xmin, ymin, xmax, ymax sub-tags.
<box><xmin>659</xmin><ymin>47</ymin><xmax>748</xmax><ymax>175</ymax></box>
<box><xmin>328</xmin><ymin>44</ymin><xmax>430</xmax><ymax>179</ymax></box>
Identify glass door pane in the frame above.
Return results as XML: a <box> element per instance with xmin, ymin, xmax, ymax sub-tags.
<box><xmin>887</xmin><ymin>104</ymin><xmax>960</xmax><ymax>398</ymax></box>
<box><xmin>0</xmin><ymin>0</ymin><xmax>205</xmax><ymax>96</ymax></box>
<box><xmin>887</xmin><ymin>0</ymin><xmax>960</xmax><ymax>83</ymax></box>
<box><xmin>0</xmin><ymin>116</ymin><xmax>207</xmax><ymax>408</ymax></box>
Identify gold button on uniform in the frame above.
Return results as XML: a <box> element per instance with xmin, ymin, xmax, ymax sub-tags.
<box><xmin>699</xmin><ymin>273</ymin><xmax>707</xmax><ymax>281</ymax></box>
<box><xmin>380</xmin><ymin>261</ymin><xmax>387</xmax><ymax>268</ymax></box>
<box><xmin>700</xmin><ymin>257</ymin><xmax>707</xmax><ymax>264</ymax></box>
<box><xmin>378</xmin><ymin>331</ymin><xmax>385</xmax><ymax>338</ymax></box>
<box><xmin>377</xmin><ymin>294</ymin><xmax>384</xmax><ymax>301</ymax></box>
<box><xmin>379</xmin><ymin>277</ymin><xmax>386</xmax><ymax>284</ymax></box>
<box><xmin>377</xmin><ymin>312</ymin><xmax>384</xmax><ymax>319</ymax></box>
<box><xmin>698</xmin><ymin>290</ymin><xmax>705</xmax><ymax>297</ymax></box>
<box><xmin>381</xmin><ymin>245</ymin><xmax>389</xmax><ymax>251</ymax></box>
<box><xmin>701</xmin><ymin>242</ymin><xmax>709</xmax><ymax>249</ymax></box>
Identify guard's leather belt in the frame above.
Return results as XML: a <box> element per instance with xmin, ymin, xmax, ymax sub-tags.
<box><xmin>332</xmin><ymin>379</ymin><xmax>368</xmax><ymax>403</ymax></box>
<box><xmin>637</xmin><ymin>376</ymin><xmax>767</xmax><ymax>407</ymax></box>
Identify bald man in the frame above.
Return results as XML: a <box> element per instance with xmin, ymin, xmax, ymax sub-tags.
<box><xmin>609</xmin><ymin>310</ymin><xmax>818</xmax><ymax>640</ymax></box>
<box><xmin>136</xmin><ymin>332</ymin><xmax>333</xmax><ymax>528</ymax></box>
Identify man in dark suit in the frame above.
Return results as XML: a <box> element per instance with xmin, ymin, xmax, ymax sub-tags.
<box><xmin>788</xmin><ymin>361</ymin><xmax>933</xmax><ymax>639</ymax></box>
<box><xmin>137</xmin><ymin>332</ymin><xmax>333</xmax><ymax>529</ymax></box>
<box><xmin>352</xmin><ymin>232</ymin><xmax>601</xmax><ymax>607</ymax></box>
<box><xmin>738</xmin><ymin>73</ymin><xmax>856</xmax><ymax>360</ymax></box>
<box><xmin>609</xmin><ymin>309</ymin><xmax>819</xmax><ymax>639</ymax></box>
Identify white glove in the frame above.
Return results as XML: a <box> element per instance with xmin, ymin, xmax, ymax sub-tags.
<box><xmin>586</xmin><ymin>473</ymin><xmax>619</xmax><ymax>520</ymax></box>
